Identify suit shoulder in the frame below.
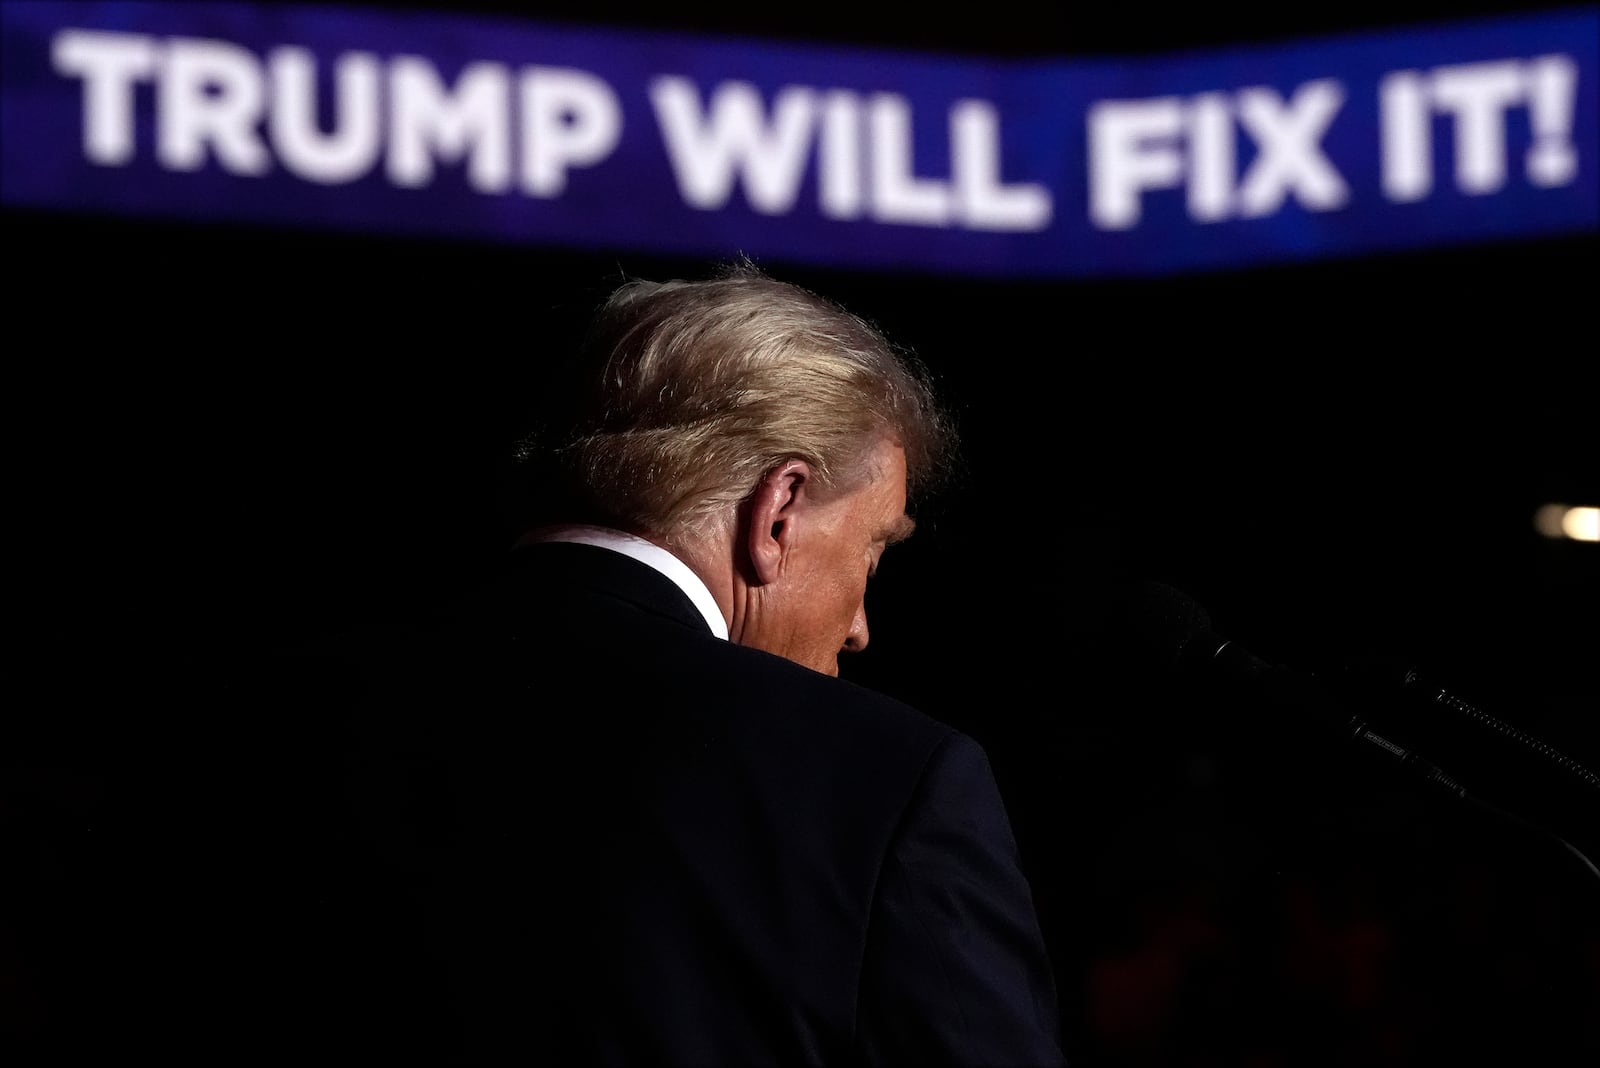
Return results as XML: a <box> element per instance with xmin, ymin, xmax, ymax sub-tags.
<box><xmin>710</xmin><ymin>639</ymin><xmax>958</xmax><ymax>756</ymax></box>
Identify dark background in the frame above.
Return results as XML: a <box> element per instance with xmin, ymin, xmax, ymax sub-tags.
<box><xmin>6</xmin><ymin>2</ymin><xmax>1597</xmax><ymax>1065</ymax></box>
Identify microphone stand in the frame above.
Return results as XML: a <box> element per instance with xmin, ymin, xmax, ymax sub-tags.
<box><xmin>1318</xmin><ymin>662</ymin><xmax>1600</xmax><ymax>889</ymax></box>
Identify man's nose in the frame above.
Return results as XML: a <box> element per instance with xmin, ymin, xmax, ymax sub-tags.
<box><xmin>842</xmin><ymin>604</ymin><xmax>869</xmax><ymax>654</ymax></box>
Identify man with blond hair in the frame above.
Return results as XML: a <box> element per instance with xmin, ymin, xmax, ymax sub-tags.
<box><xmin>357</xmin><ymin>260</ymin><xmax>1070</xmax><ymax>1066</ymax></box>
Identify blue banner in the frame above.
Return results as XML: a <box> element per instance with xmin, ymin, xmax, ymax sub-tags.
<box><xmin>3</xmin><ymin>2</ymin><xmax>1595</xmax><ymax>276</ymax></box>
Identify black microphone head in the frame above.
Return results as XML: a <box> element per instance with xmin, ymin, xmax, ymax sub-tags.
<box><xmin>1115</xmin><ymin>578</ymin><xmax>1277</xmax><ymax>683</ymax></box>
<box><xmin>1116</xmin><ymin>580</ymin><xmax>1352</xmax><ymax>737</ymax></box>
<box><xmin>1116</xmin><ymin>580</ymin><xmax>1216</xmax><ymax>674</ymax></box>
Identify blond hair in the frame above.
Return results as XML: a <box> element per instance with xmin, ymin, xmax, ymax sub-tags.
<box><xmin>517</xmin><ymin>260</ymin><xmax>958</xmax><ymax>540</ymax></box>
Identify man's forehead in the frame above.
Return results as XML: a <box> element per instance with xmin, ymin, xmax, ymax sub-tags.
<box><xmin>858</xmin><ymin>437</ymin><xmax>912</xmax><ymax>543</ymax></box>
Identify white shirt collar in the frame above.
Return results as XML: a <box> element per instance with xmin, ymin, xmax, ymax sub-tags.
<box><xmin>517</xmin><ymin>524</ymin><xmax>729</xmax><ymax>640</ymax></box>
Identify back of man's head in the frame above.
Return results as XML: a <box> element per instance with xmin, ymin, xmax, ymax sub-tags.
<box><xmin>512</xmin><ymin>260</ymin><xmax>959</xmax><ymax>543</ymax></box>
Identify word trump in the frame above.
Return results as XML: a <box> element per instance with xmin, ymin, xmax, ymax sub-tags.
<box><xmin>53</xmin><ymin>29</ymin><xmax>622</xmax><ymax>194</ymax></box>
<box><xmin>49</xmin><ymin>28</ymin><xmax>1052</xmax><ymax>231</ymax></box>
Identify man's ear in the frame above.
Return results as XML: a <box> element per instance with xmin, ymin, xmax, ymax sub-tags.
<box><xmin>745</xmin><ymin>459</ymin><xmax>811</xmax><ymax>585</ymax></box>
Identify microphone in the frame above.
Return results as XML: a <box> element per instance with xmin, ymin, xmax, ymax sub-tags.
<box><xmin>1118</xmin><ymin>580</ymin><xmax>1470</xmax><ymax>801</ymax></box>
<box><xmin>1119</xmin><ymin>581</ymin><xmax>1600</xmax><ymax>877</ymax></box>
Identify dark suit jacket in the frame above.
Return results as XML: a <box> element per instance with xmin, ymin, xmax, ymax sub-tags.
<box><xmin>343</xmin><ymin>540</ymin><xmax>1067</xmax><ymax>1066</ymax></box>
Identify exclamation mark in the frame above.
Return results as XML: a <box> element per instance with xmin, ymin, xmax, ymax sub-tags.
<box><xmin>1525</xmin><ymin>54</ymin><xmax>1578</xmax><ymax>187</ymax></box>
